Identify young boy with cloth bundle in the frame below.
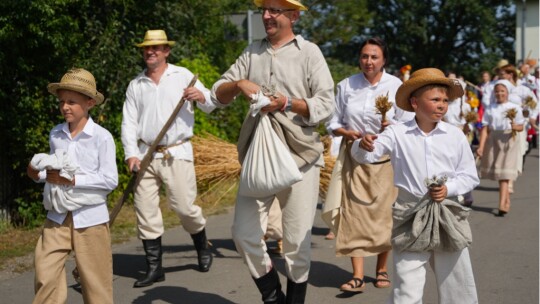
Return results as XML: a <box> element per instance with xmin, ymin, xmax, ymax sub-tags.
<box><xmin>351</xmin><ymin>68</ymin><xmax>479</xmax><ymax>303</ymax></box>
<box><xmin>27</xmin><ymin>68</ymin><xmax>118</xmax><ymax>304</ymax></box>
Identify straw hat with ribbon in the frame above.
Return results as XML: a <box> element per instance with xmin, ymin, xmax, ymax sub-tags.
<box><xmin>47</xmin><ymin>68</ymin><xmax>104</xmax><ymax>105</ymax></box>
<box><xmin>136</xmin><ymin>30</ymin><xmax>176</xmax><ymax>48</ymax></box>
<box><xmin>253</xmin><ymin>0</ymin><xmax>307</xmax><ymax>10</ymax></box>
<box><xmin>395</xmin><ymin>68</ymin><xmax>464</xmax><ymax>112</ymax></box>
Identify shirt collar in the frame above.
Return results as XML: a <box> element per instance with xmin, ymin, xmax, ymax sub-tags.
<box><xmin>262</xmin><ymin>34</ymin><xmax>305</xmax><ymax>50</ymax></box>
<box><xmin>360</xmin><ymin>69</ymin><xmax>389</xmax><ymax>88</ymax></box>
<box><xmin>405</xmin><ymin>118</ymin><xmax>449</xmax><ymax>135</ymax></box>
<box><xmin>59</xmin><ymin>116</ymin><xmax>96</xmax><ymax>137</ymax></box>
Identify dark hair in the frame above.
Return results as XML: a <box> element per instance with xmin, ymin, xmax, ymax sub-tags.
<box><xmin>359</xmin><ymin>37</ymin><xmax>388</xmax><ymax>67</ymax></box>
<box><xmin>500</xmin><ymin>64</ymin><xmax>518</xmax><ymax>83</ymax></box>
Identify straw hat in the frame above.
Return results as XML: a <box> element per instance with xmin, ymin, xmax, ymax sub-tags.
<box><xmin>136</xmin><ymin>30</ymin><xmax>175</xmax><ymax>48</ymax></box>
<box><xmin>47</xmin><ymin>68</ymin><xmax>104</xmax><ymax>105</ymax></box>
<box><xmin>395</xmin><ymin>68</ymin><xmax>464</xmax><ymax>112</ymax></box>
<box><xmin>253</xmin><ymin>0</ymin><xmax>307</xmax><ymax>10</ymax></box>
<box><xmin>492</xmin><ymin>59</ymin><xmax>509</xmax><ymax>72</ymax></box>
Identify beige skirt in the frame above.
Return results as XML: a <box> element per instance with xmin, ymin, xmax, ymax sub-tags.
<box><xmin>336</xmin><ymin>141</ymin><xmax>397</xmax><ymax>257</ymax></box>
<box><xmin>480</xmin><ymin>130</ymin><xmax>520</xmax><ymax>180</ymax></box>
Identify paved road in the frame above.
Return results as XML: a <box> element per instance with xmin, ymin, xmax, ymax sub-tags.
<box><xmin>1</xmin><ymin>150</ymin><xmax>538</xmax><ymax>303</ymax></box>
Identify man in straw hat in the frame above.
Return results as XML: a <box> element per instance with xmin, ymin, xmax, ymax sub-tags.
<box><xmin>211</xmin><ymin>1</ymin><xmax>334</xmax><ymax>303</ymax></box>
<box><xmin>351</xmin><ymin>68</ymin><xmax>479</xmax><ymax>303</ymax></box>
<box><xmin>27</xmin><ymin>68</ymin><xmax>118</xmax><ymax>303</ymax></box>
<box><xmin>121</xmin><ymin>29</ymin><xmax>216</xmax><ymax>288</ymax></box>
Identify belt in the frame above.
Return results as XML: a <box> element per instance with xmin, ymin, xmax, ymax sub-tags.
<box><xmin>141</xmin><ymin>138</ymin><xmax>190</xmax><ymax>160</ymax></box>
<box><xmin>371</xmin><ymin>158</ymin><xmax>391</xmax><ymax>165</ymax></box>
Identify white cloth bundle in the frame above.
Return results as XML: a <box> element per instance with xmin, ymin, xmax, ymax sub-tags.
<box><xmin>238</xmin><ymin>114</ymin><xmax>303</xmax><ymax>197</ymax></box>
<box><xmin>30</xmin><ymin>149</ymin><xmax>104</xmax><ymax>213</ymax></box>
<box><xmin>249</xmin><ymin>91</ymin><xmax>271</xmax><ymax>117</ymax></box>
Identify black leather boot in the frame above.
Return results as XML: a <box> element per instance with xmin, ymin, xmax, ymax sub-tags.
<box><xmin>133</xmin><ymin>237</ymin><xmax>165</xmax><ymax>288</ymax></box>
<box><xmin>285</xmin><ymin>279</ymin><xmax>307</xmax><ymax>304</ymax></box>
<box><xmin>191</xmin><ymin>228</ymin><xmax>213</xmax><ymax>272</ymax></box>
<box><xmin>253</xmin><ymin>267</ymin><xmax>286</xmax><ymax>304</ymax></box>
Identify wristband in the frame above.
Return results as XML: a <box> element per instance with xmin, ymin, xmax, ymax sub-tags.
<box><xmin>284</xmin><ymin>96</ymin><xmax>292</xmax><ymax>112</ymax></box>
<box><xmin>280</xmin><ymin>95</ymin><xmax>287</xmax><ymax>112</ymax></box>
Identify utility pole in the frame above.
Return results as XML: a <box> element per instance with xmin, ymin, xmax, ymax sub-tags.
<box><xmin>247</xmin><ymin>9</ymin><xmax>254</xmax><ymax>45</ymax></box>
<box><xmin>521</xmin><ymin>0</ymin><xmax>526</xmax><ymax>62</ymax></box>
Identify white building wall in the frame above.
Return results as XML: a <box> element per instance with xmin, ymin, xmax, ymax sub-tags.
<box><xmin>516</xmin><ymin>0</ymin><xmax>539</xmax><ymax>65</ymax></box>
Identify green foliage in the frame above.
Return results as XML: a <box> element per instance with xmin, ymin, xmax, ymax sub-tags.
<box><xmin>14</xmin><ymin>198</ymin><xmax>46</xmax><ymax>228</ymax></box>
<box><xmin>0</xmin><ymin>0</ymin><xmax>518</xmax><ymax>227</ymax></box>
<box><xmin>363</xmin><ymin>0</ymin><xmax>516</xmax><ymax>80</ymax></box>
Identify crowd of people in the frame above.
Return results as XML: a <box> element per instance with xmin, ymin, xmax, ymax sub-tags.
<box><xmin>25</xmin><ymin>0</ymin><xmax>538</xmax><ymax>303</ymax></box>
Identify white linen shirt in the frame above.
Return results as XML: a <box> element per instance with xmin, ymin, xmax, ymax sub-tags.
<box><xmin>121</xmin><ymin>64</ymin><xmax>215</xmax><ymax>161</ymax></box>
<box><xmin>38</xmin><ymin>117</ymin><xmax>118</xmax><ymax>228</ymax></box>
<box><xmin>326</xmin><ymin>72</ymin><xmax>414</xmax><ymax>134</ymax></box>
<box><xmin>351</xmin><ymin>119</ymin><xmax>479</xmax><ymax>198</ymax></box>
<box><xmin>482</xmin><ymin>102</ymin><xmax>525</xmax><ymax>131</ymax></box>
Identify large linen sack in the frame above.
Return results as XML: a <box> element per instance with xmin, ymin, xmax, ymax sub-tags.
<box><xmin>238</xmin><ymin>114</ymin><xmax>303</xmax><ymax>197</ymax></box>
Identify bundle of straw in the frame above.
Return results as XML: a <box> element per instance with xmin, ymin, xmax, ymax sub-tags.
<box><xmin>505</xmin><ymin>108</ymin><xmax>517</xmax><ymax>140</ymax></box>
<box><xmin>192</xmin><ymin>133</ymin><xmax>241</xmax><ymax>187</ymax></box>
<box><xmin>375</xmin><ymin>92</ymin><xmax>393</xmax><ymax>123</ymax></box>
<box><xmin>524</xmin><ymin>96</ymin><xmax>537</xmax><ymax>111</ymax></box>
<box><xmin>464</xmin><ymin>111</ymin><xmax>478</xmax><ymax>124</ymax></box>
<box><xmin>319</xmin><ymin>135</ymin><xmax>336</xmax><ymax>198</ymax></box>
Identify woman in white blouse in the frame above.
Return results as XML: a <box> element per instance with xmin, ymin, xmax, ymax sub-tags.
<box><xmin>477</xmin><ymin>80</ymin><xmax>525</xmax><ymax>216</ymax></box>
<box><xmin>325</xmin><ymin>37</ymin><xmax>414</xmax><ymax>293</ymax></box>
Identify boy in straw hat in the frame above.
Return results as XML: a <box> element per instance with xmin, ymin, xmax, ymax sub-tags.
<box><xmin>351</xmin><ymin>68</ymin><xmax>479</xmax><ymax>303</ymax></box>
<box><xmin>27</xmin><ymin>68</ymin><xmax>118</xmax><ymax>304</ymax></box>
<box><xmin>122</xmin><ymin>29</ymin><xmax>216</xmax><ymax>288</ymax></box>
<box><xmin>211</xmin><ymin>0</ymin><xmax>333</xmax><ymax>302</ymax></box>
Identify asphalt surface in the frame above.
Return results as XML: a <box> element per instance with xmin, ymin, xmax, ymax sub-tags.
<box><xmin>0</xmin><ymin>149</ymin><xmax>538</xmax><ymax>303</ymax></box>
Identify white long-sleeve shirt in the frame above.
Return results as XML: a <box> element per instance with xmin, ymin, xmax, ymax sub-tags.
<box><xmin>121</xmin><ymin>64</ymin><xmax>215</xmax><ymax>161</ymax></box>
<box><xmin>351</xmin><ymin>119</ymin><xmax>479</xmax><ymax>198</ymax></box>
<box><xmin>482</xmin><ymin>102</ymin><xmax>525</xmax><ymax>131</ymax></box>
<box><xmin>444</xmin><ymin>96</ymin><xmax>472</xmax><ymax>128</ymax></box>
<box><xmin>38</xmin><ymin>117</ymin><xmax>118</xmax><ymax>228</ymax></box>
<box><xmin>326</xmin><ymin>72</ymin><xmax>414</xmax><ymax>134</ymax></box>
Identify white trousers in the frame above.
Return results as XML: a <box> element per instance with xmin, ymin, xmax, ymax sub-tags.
<box><xmin>232</xmin><ymin>164</ymin><xmax>320</xmax><ymax>283</ymax></box>
<box><xmin>388</xmin><ymin>248</ymin><xmax>478</xmax><ymax>304</ymax></box>
<box><xmin>134</xmin><ymin>158</ymin><xmax>206</xmax><ymax>239</ymax></box>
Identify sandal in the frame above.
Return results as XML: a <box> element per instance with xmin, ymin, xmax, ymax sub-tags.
<box><xmin>340</xmin><ymin>277</ymin><xmax>365</xmax><ymax>292</ymax></box>
<box><xmin>374</xmin><ymin>272</ymin><xmax>391</xmax><ymax>288</ymax></box>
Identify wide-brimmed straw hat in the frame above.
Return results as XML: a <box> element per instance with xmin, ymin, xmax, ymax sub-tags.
<box><xmin>136</xmin><ymin>30</ymin><xmax>175</xmax><ymax>48</ymax></box>
<box><xmin>253</xmin><ymin>0</ymin><xmax>307</xmax><ymax>10</ymax></box>
<box><xmin>47</xmin><ymin>68</ymin><xmax>104</xmax><ymax>105</ymax></box>
<box><xmin>492</xmin><ymin>59</ymin><xmax>509</xmax><ymax>72</ymax></box>
<box><xmin>395</xmin><ymin>68</ymin><xmax>464</xmax><ymax>112</ymax></box>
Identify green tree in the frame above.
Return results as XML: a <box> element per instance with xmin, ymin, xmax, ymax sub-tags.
<box><xmin>0</xmin><ymin>0</ymin><xmax>249</xmax><ymax>226</ymax></box>
<box><xmin>364</xmin><ymin>0</ymin><xmax>515</xmax><ymax>80</ymax></box>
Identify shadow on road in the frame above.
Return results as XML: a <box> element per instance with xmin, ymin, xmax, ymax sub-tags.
<box><xmin>132</xmin><ymin>286</ymin><xmax>235</xmax><ymax>304</ymax></box>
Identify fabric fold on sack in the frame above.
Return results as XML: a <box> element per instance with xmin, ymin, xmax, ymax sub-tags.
<box><xmin>392</xmin><ymin>188</ymin><xmax>472</xmax><ymax>253</ymax></box>
<box><xmin>238</xmin><ymin>114</ymin><xmax>303</xmax><ymax>197</ymax></box>
<box><xmin>30</xmin><ymin>149</ymin><xmax>105</xmax><ymax>213</ymax></box>
<box><xmin>237</xmin><ymin>112</ymin><xmax>323</xmax><ymax>170</ymax></box>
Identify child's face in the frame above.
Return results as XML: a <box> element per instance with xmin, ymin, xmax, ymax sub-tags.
<box><xmin>411</xmin><ymin>88</ymin><xmax>449</xmax><ymax>123</ymax></box>
<box><xmin>57</xmin><ymin>90</ymin><xmax>95</xmax><ymax>124</ymax></box>
<box><xmin>493</xmin><ymin>84</ymin><xmax>508</xmax><ymax>103</ymax></box>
